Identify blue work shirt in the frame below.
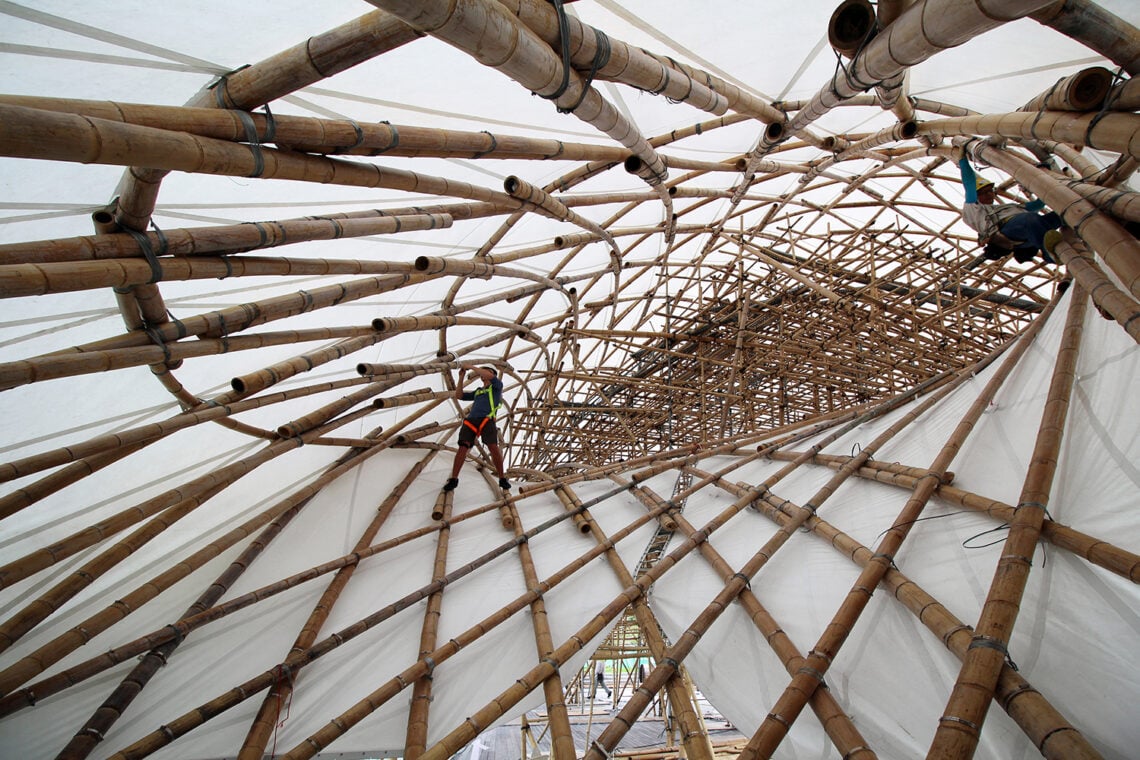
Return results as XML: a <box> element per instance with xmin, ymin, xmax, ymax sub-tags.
<box><xmin>462</xmin><ymin>376</ymin><xmax>503</xmax><ymax>420</ymax></box>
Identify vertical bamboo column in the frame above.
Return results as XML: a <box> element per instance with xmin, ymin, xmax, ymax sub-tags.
<box><xmin>929</xmin><ymin>285</ymin><xmax>1087</xmax><ymax>759</ymax></box>
<box><xmin>738</xmin><ymin>292</ymin><xmax>1060</xmax><ymax>760</ymax></box>
<box><xmin>240</xmin><ymin>451</ymin><xmax>436</xmax><ymax>760</ymax></box>
<box><xmin>498</xmin><ymin>499</ymin><xmax>576</xmax><ymax>760</ymax></box>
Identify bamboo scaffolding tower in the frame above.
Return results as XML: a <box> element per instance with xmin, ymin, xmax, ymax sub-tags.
<box><xmin>0</xmin><ymin>3</ymin><xmax>1136</xmax><ymax>760</ymax></box>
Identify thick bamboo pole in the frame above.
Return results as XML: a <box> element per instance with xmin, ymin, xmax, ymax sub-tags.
<box><xmin>363</xmin><ymin>0</ymin><xmax>676</xmax><ymax>235</ymax></box>
<box><xmin>929</xmin><ymin>285</ymin><xmax>1088</xmax><ymax>759</ymax></box>
<box><xmin>923</xmin><ymin>111</ymin><xmax>1140</xmax><ymax>163</ymax></box>
<box><xmin>966</xmin><ymin>141</ymin><xmax>1140</xmax><ymax>299</ymax></box>
<box><xmin>403</xmin><ymin>456</ymin><xmax>455</xmax><ymax>760</ymax></box>
<box><xmin>1030</xmin><ymin>0</ymin><xmax>1140</xmax><ymax>76</ymax></box>
<box><xmin>1052</xmin><ymin>233</ymin><xmax>1140</xmax><ymax>343</ymax></box>
<box><xmin>614</xmin><ymin>474</ymin><xmax>874</xmax><ymax>759</ymax></box>
<box><xmin>0</xmin><ymin>94</ymin><xmax>629</xmax><ymax>163</ymax></box>
<box><xmin>504</xmin><ymin>175</ymin><xmax>621</xmax><ymax>259</ymax></box>
<box><xmin>0</xmin><ymin>105</ymin><xmax>520</xmax><ymax>206</ymax></box>
<box><xmin>1018</xmin><ymin>66</ymin><xmax>1114</xmax><ymax>112</ymax></box>
<box><xmin>0</xmin><ymin>211</ymin><xmax>452</xmax><ymax>266</ymax></box>
<box><xmin>739</xmin><ymin>291</ymin><xmax>1060</xmax><ymax>759</ymax></box>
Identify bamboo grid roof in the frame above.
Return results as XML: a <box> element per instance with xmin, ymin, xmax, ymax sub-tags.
<box><xmin>0</xmin><ymin>1</ymin><xmax>1137</xmax><ymax>759</ymax></box>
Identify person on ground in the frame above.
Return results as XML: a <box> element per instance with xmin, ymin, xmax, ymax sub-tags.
<box><xmin>958</xmin><ymin>153</ymin><xmax>1062</xmax><ymax>264</ymax></box>
<box><xmin>442</xmin><ymin>363</ymin><xmax>510</xmax><ymax>493</ymax></box>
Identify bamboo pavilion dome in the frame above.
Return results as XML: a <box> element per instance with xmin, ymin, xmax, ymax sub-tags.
<box><xmin>0</xmin><ymin>1</ymin><xmax>1138</xmax><ymax>758</ymax></box>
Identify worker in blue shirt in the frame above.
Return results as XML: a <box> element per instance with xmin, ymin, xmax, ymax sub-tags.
<box><xmin>958</xmin><ymin>155</ymin><xmax>1062</xmax><ymax>264</ymax></box>
<box><xmin>443</xmin><ymin>363</ymin><xmax>510</xmax><ymax>493</ymax></box>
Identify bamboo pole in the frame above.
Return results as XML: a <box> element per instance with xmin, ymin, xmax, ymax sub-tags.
<box><xmin>1017</xmin><ymin>66</ymin><xmax>1115</xmax><ymax>112</ymax></box>
<box><xmin>1052</xmin><ymin>233</ymin><xmax>1140</xmax><ymax>343</ymax></box>
<box><xmin>929</xmin><ymin>285</ymin><xmax>1088</xmax><ymax>758</ymax></box>
<box><xmin>0</xmin><ymin>211</ymin><xmax>452</xmax><ymax>266</ymax></box>
<box><xmin>739</xmin><ymin>290</ymin><xmax>1060</xmax><ymax>759</ymax></box>
<box><xmin>496</xmin><ymin>496</ymin><xmax>576</xmax><ymax>760</ymax></box>
<box><xmin>1030</xmin><ymin>0</ymin><xmax>1140</xmax><ymax>76</ymax></box>
<box><xmin>505</xmin><ymin>175</ymin><xmax>622</xmax><ymax>259</ymax></box>
<box><xmin>923</xmin><ymin>111</ymin><xmax>1140</xmax><ymax>163</ymax></box>
<box><xmin>364</xmin><ymin>0</ymin><xmax>676</xmax><ymax>237</ymax></box>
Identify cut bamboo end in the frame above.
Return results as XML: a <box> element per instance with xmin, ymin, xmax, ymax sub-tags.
<box><xmin>829</xmin><ymin>0</ymin><xmax>877</xmax><ymax>59</ymax></box>
<box><xmin>431</xmin><ymin>491</ymin><xmax>449</xmax><ymax>522</ymax></box>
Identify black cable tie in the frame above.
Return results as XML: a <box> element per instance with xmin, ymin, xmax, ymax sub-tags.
<box><xmin>124</xmin><ymin>227</ymin><xmax>164</xmax><ymax>284</ymax></box>
<box><xmin>541</xmin><ymin>0</ymin><xmax>573</xmax><ymax>103</ymax></box>
<box><xmin>472</xmin><ymin>131</ymin><xmax>498</xmax><ymax>159</ymax></box>
<box><xmin>333</xmin><ymin>120</ymin><xmax>365</xmax><ymax>154</ymax></box>
<box><xmin>375</xmin><ymin>121</ymin><xmax>399</xmax><ymax>154</ymax></box>
<box><xmin>260</xmin><ymin>102</ymin><xmax>276</xmax><ymax>143</ymax></box>
<box><xmin>150</xmin><ymin>220</ymin><xmax>168</xmax><ymax>256</ymax></box>
<box><xmin>218</xmin><ymin>256</ymin><xmax>233</xmax><ymax>280</ymax></box>
<box><xmin>939</xmin><ymin>715</ymin><xmax>979</xmax><ymax>731</ymax></box>
<box><xmin>234</xmin><ymin>109</ymin><xmax>265</xmax><ymax>178</ymax></box>
<box><xmin>968</xmin><ymin>635</ymin><xmax>1008</xmax><ymax>655</ymax></box>
<box><xmin>1016</xmin><ymin>500</ymin><xmax>1047</xmax><ymax>511</ymax></box>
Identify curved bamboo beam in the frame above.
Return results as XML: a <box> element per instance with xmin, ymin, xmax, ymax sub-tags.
<box><xmin>363</xmin><ymin>0</ymin><xmax>676</xmax><ymax>238</ymax></box>
<box><xmin>930</xmin><ymin>284</ymin><xmax>1088</xmax><ymax>758</ymax></box>
<box><xmin>1030</xmin><ymin>0</ymin><xmax>1140</xmax><ymax>76</ymax></box>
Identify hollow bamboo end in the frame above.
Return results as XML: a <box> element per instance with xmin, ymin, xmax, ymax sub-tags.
<box><xmin>504</xmin><ymin>176</ymin><xmax>521</xmax><ymax>194</ymax></box>
<box><xmin>623</xmin><ymin>155</ymin><xmax>643</xmax><ymax>174</ymax></box>
<box><xmin>414</xmin><ymin>256</ymin><xmax>431</xmax><ymax>272</ymax></box>
<box><xmin>231</xmin><ymin>377</ymin><xmax>246</xmax><ymax>393</ymax></box>
<box><xmin>356</xmin><ymin>363</ymin><xmax>371</xmax><ymax>376</ymax></box>
<box><xmin>828</xmin><ymin>0</ymin><xmax>876</xmax><ymax>58</ymax></box>
<box><xmin>1068</xmin><ymin>67</ymin><xmax>1114</xmax><ymax>111</ymax></box>
<box><xmin>765</xmin><ymin>120</ymin><xmax>784</xmax><ymax>144</ymax></box>
<box><xmin>900</xmin><ymin>120</ymin><xmax>918</xmax><ymax>140</ymax></box>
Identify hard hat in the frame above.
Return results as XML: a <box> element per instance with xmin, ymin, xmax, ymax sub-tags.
<box><xmin>975</xmin><ymin>176</ymin><xmax>994</xmax><ymax>191</ymax></box>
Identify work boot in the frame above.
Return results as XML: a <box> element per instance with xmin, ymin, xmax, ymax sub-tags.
<box><xmin>498</xmin><ymin>477</ymin><xmax>512</xmax><ymax>490</ymax></box>
<box><xmin>1043</xmin><ymin>229</ymin><xmax>1062</xmax><ymax>263</ymax></box>
<box><xmin>442</xmin><ymin>478</ymin><xmax>459</xmax><ymax>492</ymax></box>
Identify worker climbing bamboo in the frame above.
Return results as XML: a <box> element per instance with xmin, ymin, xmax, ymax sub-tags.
<box><xmin>442</xmin><ymin>363</ymin><xmax>511</xmax><ymax>493</ymax></box>
<box><xmin>956</xmin><ymin>146</ymin><xmax>1062</xmax><ymax>265</ymax></box>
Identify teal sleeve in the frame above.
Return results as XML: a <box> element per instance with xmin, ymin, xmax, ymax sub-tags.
<box><xmin>1025</xmin><ymin>199</ymin><xmax>1044</xmax><ymax>212</ymax></box>
<box><xmin>959</xmin><ymin>158</ymin><xmax>978</xmax><ymax>204</ymax></box>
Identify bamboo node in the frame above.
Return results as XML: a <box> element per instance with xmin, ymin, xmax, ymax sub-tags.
<box><xmin>796</xmin><ymin>665</ymin><xmax>825</xmax><ymax>683</ymax></box>
<box><xmin>765</xmin><ymin>711</ymin><xmax>791</xmax><ymax>728</ymax></box>
<box><xmin>1015</xmin><ymin>500</ymin><xmax>1047</xmax><ymax>511</ymax></box>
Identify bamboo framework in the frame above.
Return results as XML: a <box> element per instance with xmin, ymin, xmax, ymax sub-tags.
<box><xmin>0</xmin><ymin>2</ymin><xmax>1137</xmax><ymax>760</ymax></box>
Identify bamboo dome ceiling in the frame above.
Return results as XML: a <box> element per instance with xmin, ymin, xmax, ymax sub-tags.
<box><xmin>0</xmin><ymin>2</ymin><xmax>1138</xmax><ymax>759</ymax></box>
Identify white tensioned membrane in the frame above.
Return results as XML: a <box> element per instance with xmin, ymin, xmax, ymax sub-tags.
<box><xmin>0</xmin><ymin>1</ymin><xmax>1138</xmax><ymax>759</ymax></box>
<box><xmin>649</xmin><ymin>288</ymin><xmax>1140</xmax><ymax>759</ymax></box>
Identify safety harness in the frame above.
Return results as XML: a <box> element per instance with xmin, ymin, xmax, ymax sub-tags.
<box><xmin>461</xmin><ymin>384</ymin><xmax>502</xmax><ymax>442</ymax></box>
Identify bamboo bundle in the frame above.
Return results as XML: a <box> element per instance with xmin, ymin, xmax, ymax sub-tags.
<box><xmin>1057</xmin><ymin>178</ymin><xmax>1140</xmax><ymax>224</ymax></box>
<box><xmin>0</xmin><ymin>105</ymin><xmax>521</xmax><ymax>206</ymax></box>
<box><xmin>110</xmin><ymin>8</ymin><xmax>423</xmax><ymax>231</ymax></box>
<box><xmin>785</xmin><ymin>0</ymin><xmax>1056</xmax><ymax>138</ymax></box>
<box><xmin>372</xmin><ymin>388</ymin><xmax>450</xmax><ymax>410</ymax></box>
<box><xmin>1030</xmin><ymin>0</ymin><xmax>1140</xmax><ymax>76</ymax></box>
<box><xmin>931</xmin><ymin>286</ymin><xmax>1088</xmax><ymax>758</ymax></box>
<box><xmin>1106</xmin><ymin>74</ymin><xmax>1140</xmax><ymax>111</ymax></box>
<box><xmin>365</xmin><ymin>0</ymin><xmax>677</xmax><ymax>238</ymax></box>
<box><xmin>0</xmin><ymin>212</ymin><xmax>452</xmax><ymax>266</ymax></box>
<box><xmin>1053</xmin><ymin>233</ymin><xmax>1140</xmax><ymax>343</ymax></box>
<box><xmin>1018</xmin><ymin>66</ymin><xmax>1114</xmax><ymax>112</ymax></box>
<box><xmin>925</xmin><ymin>110</ymin><xmax>1140</xmax><ymax>162</ymax></box>
<box><xmin>0</xmin><ymin>95</ymin><xmax>630</xmax><ymax>163</ymax></box>
<box><xmin>875</xmin><ymin>0</ymin><xmax>916</xmax><ymax>122</ymax></box>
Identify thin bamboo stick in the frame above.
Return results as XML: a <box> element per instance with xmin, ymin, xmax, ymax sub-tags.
<box><xmin>505</xmin><ymin>176</ymin><xmax>621</xmax><ymax>258</ymax></box>
<box><xmin>930</xmin><ymin>284</ymin><xmax>1088</xmax><ymax>758</ymax></box>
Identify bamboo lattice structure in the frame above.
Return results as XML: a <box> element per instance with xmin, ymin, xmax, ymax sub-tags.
<box><xmin>0</xmin><ymin>2</ymin><xmax>1137</xmax><ymax>760</ymax></box>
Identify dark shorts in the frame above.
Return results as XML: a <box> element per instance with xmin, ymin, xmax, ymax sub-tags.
<box><xmin>458</xmin><ymin>417</ymin><xmax>497</xmax><ymax>447</ymax></box>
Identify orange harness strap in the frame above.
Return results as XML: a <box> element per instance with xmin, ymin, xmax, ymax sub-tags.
<box><xmin>463</xmin><ymin>417</ymin><xmax>490</xmax><ymax>436</ymax></box>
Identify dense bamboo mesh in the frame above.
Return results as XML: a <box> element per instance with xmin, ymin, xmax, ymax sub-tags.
<box><xmin>0</xmin><ymin>1</ymin><xmax>1137</xmax><ymax>760</ymax></box>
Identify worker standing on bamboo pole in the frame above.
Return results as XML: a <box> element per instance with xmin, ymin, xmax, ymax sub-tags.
<box><xmin>443</xmin><ymin>364</ymin><xmax>511</xmax><ymax>493</ymax></box>
<box><xmin>957</xmin><ymin>148</ymin><xmax>1062</xmax><ymax>264</ymax></box>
